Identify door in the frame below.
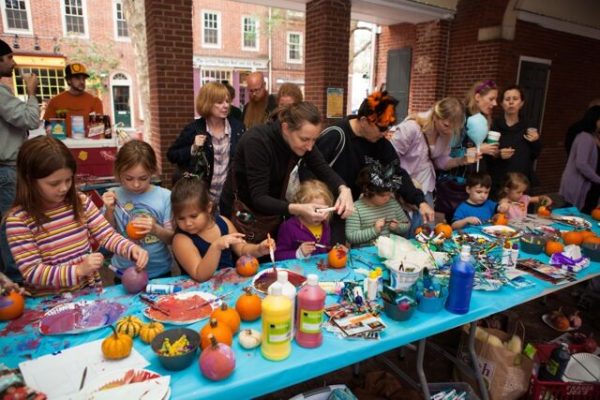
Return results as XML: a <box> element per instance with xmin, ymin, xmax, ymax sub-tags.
<box><xmin>112</xmin><ymin>85</ymin><xmax>132</xmax><ymax>127</ymax></box>
<box><xmin>517</xmin><ymin>58</ymin><xmax>551</xmax><ymax>129</ymax></box>
<box><xmin>386</xmin><ymin>48</ymin><xmax>412</xmax><ymax>121</ymax></box>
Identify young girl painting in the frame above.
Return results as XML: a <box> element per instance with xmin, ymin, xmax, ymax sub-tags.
<box><xmin>171</xmin><ymin>174</ymin><xmax>273</xmax><ymax>282</ymax></box>
<box><xmin>498</xmin><ymin>172</ymin><xmax>552</xmax><ymax>221</ymax></box>
<box><xmin>102</xmin><ymin>140</ymin><xmax>174</xmax><ymax>279</ymax></box>
<box><xmin>5</xmin><ymin>136</ymin><xmax>148</xmax><ymax>296</ymax></box>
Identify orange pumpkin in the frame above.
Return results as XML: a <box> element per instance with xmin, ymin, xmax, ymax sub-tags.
<box><xmin>584</xmin><ymin>236</ymin><xmax>600</xmax><ymax>245</ymax></box>
<box><xmin>200</xmin><ymin>318</ymin><xmax>233</xmax><ymax>350</ymax></box>
<box><xmin>562</xmin><ymin>231</ymin><xmax>584</xmax><ymax>246</ymax></box>
<box><xmin>591</xmin><ymin>208</ymin><xmax>600</xmax><ymax>221</ymax></box>
<box><xmin>545</xmin><ymin>240</ymin><xmax>564</xmax><ymax>256</ymax></box>
<box><xmin>211</xmin><ymin>303</ymin><xmax>241</xmax><ymax>334</ymax></box>
<box><xmin>235</xmin><ymin>255</ymin><xmax>259</xmax><ymax>277</ymax></box>
<box><xmin>580</xmin><ymin>231</ymin><xmax>596</xmax><ymax>241</ymax></box>
<box><xmin>492</xmin><ymin>213</ymin><xmax>508</xmax><ymax>226</ymax></box>
<box><xmin>328</xmin><ymin>245</ymin><xmax>347</xmax><ymax>269</ymax></box>
<box><xmin>235</xmin><ymin>288</ymin><xmax>262</xmax><ymax>322</ymax></box>
<box><xmin>434</xmin><ymin>223</ymin><xmax>453</xmax><ymax>239</ymax></box>
<box><xmin>537</xmin><ymin>206</ymin><xmax>551</xmax><ymax>217</ymax></box>
<box><xmin>0</xmin><ymin>290</ymin><xmax>25</xmax><ymax>321</ymax></box>
<box><xmin>126</xmin><ymin>220</ymin><xmax>146</xmax><ymax>240</ymax></box>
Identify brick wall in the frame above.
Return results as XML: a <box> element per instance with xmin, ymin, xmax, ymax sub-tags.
<box><xmin>145</xmin><ymin>0</ymin><xmax>195</xmax><ymax>181</ymax></box>
<box><xmin>305</xmin><ymin>0</ymin><xmax>351</xmax><ymax>120</ymax></box>
<box><xmin>375</xmin><ymin>23</ymin><xmax>416</xmax><ymax>93</ymax></box>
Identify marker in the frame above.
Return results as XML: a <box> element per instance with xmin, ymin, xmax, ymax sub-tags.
<box><xmin>107</xmin><ymin>264</ymin><xmax>123</xmax><ymax>277</ymax></box>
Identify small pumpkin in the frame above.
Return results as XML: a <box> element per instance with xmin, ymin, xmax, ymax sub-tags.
<box><xmin>328</xmin><ymin>244</ymin><xmax>347</xmax><ymax>269</ymax></box>
<box><xmin>580</xmin><ymin>231</ymin><xmax>596</xmax><ymax>241</ymax></box>
<box><xmin>236</xmin><ymin>255</ymin><xmax>259</xmax><ymax>277</ymax></box>
<box><xmin>139</xmin><ymin>321</ymin><xmax>165</xmax><ymax>344</ymax></box>
<box><xmin>537</xmin><ymin>206</ymin><xmax>551</xmax><ymax>217</ymax></box>
<box><xmin>235</xmin><ymin>288</ymin><xmax>262</xmax><ymax>322</ymax></box>
<box><xmin>116</xmin><ymin>315</ymin><xmax>143</xmax><ymax>337</ymax></box>
<box><xmin>200</xmin><ymin>318</ymin><xmax>233</xmax><ymax>350</ymax></box>
<box><xmin>434</xmin><ymin>223</ymin><xmax>453</xmax><ymax>239</ymax></box>
<box><xmin>584</xmin><ymin>236</ymin><xmax>600</xmax><ymax>245</ymax></box>
<box><xmin>545</xmin><ymin>240</ymin><xmax>564</xmax><ymax>256</ymax></box>
<box><xmin>591</xmin><ymin>208</ymin><xmax>600</xmax><ymax>221</ymax></box>
<box><xmin>126</xmin><ymin>220</ymin><xmax>147</xmax><ymax>240</ymax></box>
<box><xmin>238</xmin><ymin>329</ymin><xmax>261</xmax><ymax>349</ymax></box>
<box><xmin>0</xmin><ymin>290</ymin><xmax>25</xmax><ymax>321</ymax></box>
<box><xmin>211</xmin><ymin>303</ymin><xmax>241</xmax><ymax>334</ymax></box>
<box><xmin>102</xmin><ymin>325</ymin><xmax>133</xmax><ymax>360</ymax></box>
<box><xmin>562</xmin><ymin>231</ymin><xmax>584</xmax><ymax>246</ymax></box>
<box><xmin>492</xmin><ymin>213</ymin><xmax>508</xmax><ymax>226</ymax></box>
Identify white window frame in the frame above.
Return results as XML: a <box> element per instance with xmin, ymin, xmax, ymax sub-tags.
<box><xmin>113</xmin><ymin>0</ymin><xmax>130</xmax><ymax>42</ymax></box>
<box><xmin>200</xmin><ymin>69</ymin><xmax>231</xmax><ymax>86</ymax></box>
<box><xmin>286</xmin><ymin>32</ymin><xmax>303</xmax><ymax>64</ymax></box>
<box><xmin>241</xmin><ymin>16</ymin><xmax>259</xmax><ymax>52</ymax></box>
<box><xmin>61</xmin><ymin>0</ymin><xmax>89</xmax><ymax>38</ymax></box>
<box><xmin>1</xmin><ymin>0</ymin><xmax>34</xmax><ymax>35</ymax></box>
<box><xmin>110</xmin><ymin>72</ymin><xmax>134</xmax><ymax>128</ymax></box>
<box><xmin>201</xmin><ymin>10</ymin><xmax>221</xmax><ymax>49</ymax></box>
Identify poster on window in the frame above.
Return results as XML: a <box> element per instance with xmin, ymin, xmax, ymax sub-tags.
<box><xmin>326</xmin><ymin>88</ymin><xmax>344</xmax><ymax>119</ymax></box>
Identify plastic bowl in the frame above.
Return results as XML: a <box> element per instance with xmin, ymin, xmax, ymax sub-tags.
<box><xmin>151</xmin><ymin>328</ymin><xmax>200</xmax><ymax>371</ymax></box>
<box><xmin>417</xmin><ymin>288</ymin><xmax>448</xmax><ymax>313</ymax></box>
<box><xmin>383</xmin><ymin>300</ymin><xmax>414</xmax><ymax>321</ymax></box>
<box><xmin>520</xmin><ymin>234</ymin><xmax>547</xmax><ymax>255</ymax></box>
<box><xmin>389</xmin><ymin>269</ymin><xmax>421</xmax><ymax>291</ymax></box>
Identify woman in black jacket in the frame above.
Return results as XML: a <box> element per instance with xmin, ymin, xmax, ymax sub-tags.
<box><xmin>167</xmin><ymin>82</ymin><xmax>244</xmax><ymax>204</ymax></box>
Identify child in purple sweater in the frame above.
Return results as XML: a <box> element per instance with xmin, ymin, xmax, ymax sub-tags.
<box><xmin>275</xmin><ymin>180</ymin><xmax>333</xmax><ymax>260</ymax></box>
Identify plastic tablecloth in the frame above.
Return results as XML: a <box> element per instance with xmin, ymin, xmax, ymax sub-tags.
<box><xmin>1</xmin><ymin>208</ymin><xmax>598</xmax><ymax>399</ymax></box>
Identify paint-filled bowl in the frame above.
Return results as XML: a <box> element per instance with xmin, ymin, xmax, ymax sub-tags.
<box><xmin>151</xmin><ymin>328</ymin><xmax>200</xmax><ymax>371</ymax></box>
<box><xmin>383</xmin><ymin>299</ymin><xmax>414</xmax><ymax>321</ymax></box>
<box><xmin>520</xmin><ymin>233</ymin><xmax>546</xmax><ymax>255</ymax></box>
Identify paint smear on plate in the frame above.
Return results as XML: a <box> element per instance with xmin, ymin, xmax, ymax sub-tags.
<box><xmin>39</xmin><ymin>301</ymin><xmax>125</xmax><ymax>335</ymax></box>
<box><xmin>147</xmin><ymin>294</ymin><xmax>212</xmax><ymax>322</ymax></box>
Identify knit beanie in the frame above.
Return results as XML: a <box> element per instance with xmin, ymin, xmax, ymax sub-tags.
<box><xmin>0</xmin><ymin>39</ymin><xmax>12</xmax><ymax>57</ymax></box>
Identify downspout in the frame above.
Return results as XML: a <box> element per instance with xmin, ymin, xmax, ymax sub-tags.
<box><xmin>369</xmin><ymin>23</ymin><xmax>377</xmax><ymax>93</ymax></box>
<box><xmin>268</xmin><ymin>7</ymin><xmax>273</xmax><ymax>92</ymax></box>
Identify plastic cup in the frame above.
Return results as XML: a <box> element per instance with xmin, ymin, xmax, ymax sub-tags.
<box><xmin>466</xmin><ymin>147</ymin><xmax>477</xmax><ymax>163</ymax></box>
<box><xmin>486</xmin><ymin>131</ymin><xmax>501</xmax><ymax>144</ymax></box>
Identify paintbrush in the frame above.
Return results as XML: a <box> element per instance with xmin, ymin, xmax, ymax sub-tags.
<box><xmin>267</xmin><ymin>233</ymin><xmax>276</xmax><ymax>274</ymax></box>
<box><xmin>139</xmin><ymin>294</ymin><xmax>170</xmax><ymax>316</ymax></box>
<box><xmin>294</xmin><ymin>240</ymin><xmax>331</xmax><ymax>250</ymax></box>
<box><xmin>113</xmin><ymin>198</ymin><xmax>131</xmax><ymax>217</ymax></box>
<box><xmin>186</xmin><ymin>292</ymin><xmax>231</xmax><ymax>311</ymax></box>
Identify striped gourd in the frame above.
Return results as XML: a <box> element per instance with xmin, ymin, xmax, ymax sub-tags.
<box><xmin>115</xmin><ymin>316</ymin><xmax>143</xmax><ymax>338</ymax></box>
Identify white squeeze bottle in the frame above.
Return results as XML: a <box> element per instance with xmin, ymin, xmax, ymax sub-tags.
<box><xmin>268</xmin><ymin>270</ymin><xmax>297</xmax><ymax>334</ymax></box>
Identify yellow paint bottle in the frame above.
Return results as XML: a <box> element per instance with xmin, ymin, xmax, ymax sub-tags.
<box><xmin>261</xmin><ymin>285</ymin><xmax>292</xmax><ymax>361</ymax></box>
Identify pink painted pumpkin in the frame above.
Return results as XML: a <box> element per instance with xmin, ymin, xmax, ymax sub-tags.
<box><xmin>121</xmin><ymin>267</ymin><xmax>148</xmax><ymax>294</ymax></box>
<box><xmin>199</xmin><ymin>334</ymin><xmax>236</xmax><ymax>381</ymax></box>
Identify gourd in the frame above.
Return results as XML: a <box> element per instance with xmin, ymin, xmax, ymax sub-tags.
<box><xmin>102</xmin><ymin>325</ymin><xmax>133</xmax><ymax>360</ymax></box>
<box><xmin>199</xmin><ymin>334</ymin><xmax>236</xmax><ymax>381</ymax></box>
<box><xmin>328</xmin><ymin>245</ymin><xmax>347</xmax><ymax>269</ymax></box>
<box><xmin>139</xmin><ymin>321</ymin><xmax>165</xmax><ymax>344</ymax></box>
<box><xmin>434</xmin><ymin>223</ymin><xmax>453</xmax><ymax>239</ymax></box>
<box><xmin>0</xmin><ymin>290</ymin><xmax>25</xmax><ymax>321</ymax></box>
<box><xmin>236</xmin><ymin>255</ymin><xmax>259</xmax><ymax>277</ymax></box>
<box><xmin>199</xmin><ymin>318</ymin><xmax>233</xmax><ymax>350</ymax></box>
<box><xmin>121</xmin><ymin>267</ymin><xmax>148</xmax><ymax>294</ymax></box>
<box><xmin>235</xmin><ymin>288</ymin><xmax>262</xmax><ymax>322</ymax></box>
<box><xmin>211</xmin><ymin>303</ymin><xmax>241</xmax><ymax>334</ymax></box>
<box><xmin>115</xmin><ymin>315</ymin><xmax>143</xmax><ymax>337</ymax></box>
<box><xmin>238</xmin><ymin>329</ymin><xmax>261</xmax><ymax>350</ymax></box>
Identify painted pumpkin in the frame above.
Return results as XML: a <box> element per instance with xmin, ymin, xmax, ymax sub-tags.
<box><xmin>200</xmin><ymin>318</ymin><xmax>233</xmax><ymax>350</ymax></box>
<box><xmin>199</xmin><ymin>334</ymin><xmax>236</xmax><ymax>381</ymax></box>
<box><xmin>139</xmin><ymin>321</ymin><xmax>165</xmax><ymax>344</ymax></box>
<box><xmin>0</xmin><ymin>290</ymin><xmax>25</xmax><ymax>321</ymax></box>
<box><xmin>235</xmin><ymin>255</ymin><xmax>259</xmax><ymax>277</ymax></box>
<box><xmin>126</xmin><ymin>220</ymin><xmax>146</xmax><ymax>240</ymax></box>
<box><xmin>434</xmin><ymin>223</ymin><xmax>453</xmax><ymax>239</ymax></box>
<box><xmin>328</xmin><ymin>245</ymin><xmax>347</xmax><ymax>269</ymax></box>
<box><xmin>591</xmin><ymin>208</ymin><xmax>600</xmax><ymax>221</ymax></box>
<box><xmin>562</xmin><ymin>231</ymin><xmax>583</xmax><ymax>246</ymax></box>
<box><xmin>121</xmin><ymin>267</ymin><xmax>148</xmax><ymax>294</ymax></box>
<box><xmin>116</xmin><ymin>315</ymin><xmax>143</xmax><ymax>337</ymax></box>
<box><xmin>537</xmin><ymin>206</ymin><xmax>551</xmax><ymax>217</ymax></box>
<box><xmin>102</xmin><ymin>325</ymin><xmax>133</xmax><ymax>360</ymax></box>
<box><xmin>235</xmin><ymin>288</ymin><xmax>262</xmax><ymax>322</ymax></box>
<box><xmin>545</xmin><ymin>240</ymin><xmax>564</xmax><ymax>256</ymax></box>
<box><xmin>492</xmin><ymin>213</ymin><xmax>508</xmax><ymax>226</ymax></box>
<box><xmin>211</xmin><ymin>303</ymin><xmax>241</xmax><ymax>334</ymax></box>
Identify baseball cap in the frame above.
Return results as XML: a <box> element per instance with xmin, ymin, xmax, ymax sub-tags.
<box><xmin>0</xmin><ymin>39</ymin><xmax>12</xmax><ymax>57</ymax></box>
<box><xmin>65</xmin><ymin>63</ymin><xmax>90</xmax><ymax>79</ymax></box>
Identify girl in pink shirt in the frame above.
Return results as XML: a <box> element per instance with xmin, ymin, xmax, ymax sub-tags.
<box><xmin>497</xmin><ymin>172</ymin><xmax>552</xmax><ymax>221</ymax></box>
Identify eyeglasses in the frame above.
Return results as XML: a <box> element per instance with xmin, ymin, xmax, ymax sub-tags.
<box><xmin>475</xmin><ymin>79</ymin><xmax>497</xmax><ymax>94</ymax></box>
<box><xmin>248</xmin><ymin>84</ymin><xmax>264</xmax><ymax>94</ymax></box>
<box><xmin>376</xmin><ymin>124</ymin><xmax>389</xmax><ymax>133</ymax></box>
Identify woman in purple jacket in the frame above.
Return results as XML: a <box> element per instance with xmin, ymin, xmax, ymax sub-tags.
<box><xmin>559</xmin><ymin>106</ymin><xmax>600</xmax><ymax>213</ymax></box>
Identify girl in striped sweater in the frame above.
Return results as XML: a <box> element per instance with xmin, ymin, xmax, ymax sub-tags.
<box><xmin>5</xmin><ymin>136</ymin><xmax>148</xmax><ymax>296</ymax></box>
<box><xmin>345</xmin><ymin>160</ymin><xmax>410</xmax><ymax>246</ymax></box>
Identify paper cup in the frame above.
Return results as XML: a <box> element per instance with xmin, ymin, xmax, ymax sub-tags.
<box><xmin>466</xmin><ymin>147</ymin><xmax>477</xmax><ymax>163</ymax></box>
<box><xmin>486</xmin><ymin>130</ymin><xmax>501</xmax><ymax>144</ymax></box>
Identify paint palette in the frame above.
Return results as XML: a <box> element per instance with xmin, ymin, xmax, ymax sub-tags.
<box><xmin>143</xmin><ymin>291</ymin><xmax>220</xmax><ymax>325</ymax></box>
<box><xmin>39</xmin><ymin>300</ymin><xmax>126</xmax><ymax>335</ymax></box>
<box><xmin>252</xmin><ymin>268</ymin><xmax>306</xmax><ymax>295</ymax></box>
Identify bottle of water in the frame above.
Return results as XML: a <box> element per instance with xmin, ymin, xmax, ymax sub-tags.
<box><xmin>445</xmin><ymin>245</ymin><xmax>475</xmax><ymax>314</ymax></box>
<box><xmin>538</xmin><ymin>343</ymin><xmax>570</xmax><ymax>381</ymax></box>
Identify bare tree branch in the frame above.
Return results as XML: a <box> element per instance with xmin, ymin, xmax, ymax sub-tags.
<box><xmin>349</xmin><ymin>40</ymin><xmax>371</xmax><ymax>64</ymax></box>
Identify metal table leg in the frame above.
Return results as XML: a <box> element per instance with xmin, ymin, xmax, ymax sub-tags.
<box><xmin>416</xmin><ymin>339</ymin><xmax>430</xmax><ymax>399</ymax></box>
<box><xmin>468</xmin><ymin>323</ymin><xmax>489</xmax><ymax>400</ymax></box>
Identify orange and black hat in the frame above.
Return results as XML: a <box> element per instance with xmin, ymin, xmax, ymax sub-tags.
<box><xmin>357</xmin><ymin>91</ymin><xmax>399</xmax><ymax>131</ymax></box>
<box><xmin>65</xmin><ymin>63</ymin><xmax>90</xmax><ymax>79</ymax></box>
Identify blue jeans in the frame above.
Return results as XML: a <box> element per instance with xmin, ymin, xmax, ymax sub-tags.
<box><xmin>407</xmin><ymin>191</ymin><xmax>434</xmax><ymax>237</ymax></box>
<box><xmin>0</xmin><ymin>165</ymin><xmax>20</xmax><ymax>282</ymax></box>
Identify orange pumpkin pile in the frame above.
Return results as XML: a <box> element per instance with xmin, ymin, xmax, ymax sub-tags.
<box><xmin>211</xmin><ymin>303</ymin><xmax>241</xmax><ymax>334</ymax></box>
<box><xmin>235</xmin><ymin>288</ymin><xmax>262</xmax><ymax>322</ymax></box>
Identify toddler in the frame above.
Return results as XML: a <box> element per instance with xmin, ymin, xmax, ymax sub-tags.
<box><xmin>497</xmin><ymin>172</ymin><xmax>552</xmax><ymax>221</ymax></box>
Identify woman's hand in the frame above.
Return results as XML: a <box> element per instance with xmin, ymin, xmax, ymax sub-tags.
<box><xmin>299</xmin><ymin>241</ymin><xmax>316</xmax><ymax>257</ymax></box>
<box><xmin>78</xmin><ymin>252</ymin><xmax>105</xmax><ymax>278</ymax></box>
<box><xmin>524</xmin><ymin>128</ymin><xmax>540</xmax><ymax>142</ymax></box>
<box><xmin>419</xmin><ymin>202</ymin><xmax>435</xmax><ymax>224</ymax></box>
<box><xmin>499</xmin><ymin>147</ymin><xmax>515</xmax><ymax>160</ymax></box>
<box><xmin>480</xmin><ymin>143</ymin><xmax>499</xmax><ymax>157</ymax></box>
<box><xmin>335</xmin><ymin>185</ymin><xmax>354</xmax><ymax>219</ymax></box>
<box><xmin>215</xmin><ymin>233</ymin><xmax>246</xmax><ymax>251</ymax></box>
<box><xmin>131</xmin><ymin>246</ymin><xmax>149</xmax><ymax>270</ymax></box>
<box><xmin>102</xmin><ymin>191</ymin><xmax>116</xmax><ymax>209</ymax></box>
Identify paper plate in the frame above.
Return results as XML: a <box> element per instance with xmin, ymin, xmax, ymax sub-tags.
<box><xmin>252</xmin><ymin>268</ymin><xmax>306</xmax><ymax>295</ymax></box>
<box><xmin>562</xmin><ymin>353</ymin><xmax>600</xmax><ymax>382</ymax></box>
<box><xmin>551</xmin><ymin>215</ymin><xmax>592</xmax><ymax>230</ymax></box>
<box><xmin>482</xmin><ymin>225</ymin><xmax>521</xmax><ymax>239</ymax></box>
<box><xmin>39</xmin><ymin>300</ymin><xmax>126</xmax><ymax>335</ymax></box>
<box><xmin>143</xmin><ymin>291</ymin><xmax>220</xmax><ymax>325</ymax></box>
<box><xmin>82</xmin><ymin>368</ymin><xmax>168</xmax><ymax>399</ymax></box>
<box><xmin>541</xmin><ymin>313</ymin><xmax>577</xmax><ymax>333</ymax></box>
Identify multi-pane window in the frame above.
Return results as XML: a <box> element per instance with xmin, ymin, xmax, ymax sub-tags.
<box><xmin>64</xmin><ymin>0</ymin><xmax>86</xmax><ymax>35</ymax></box>
<box><xmin>4</xmin><ymin>0</ymin><xmax>30</xmax><ymax>31</ymax></box>
<box><xmin>115</xmin><ymin>1</ymin><xmax>128</xmax><ymax>38</ymax></box>
<box><xmin>202</xmin><ymin>11</ymin><xmax>220</xmax><ymax>47</ymax></box>
<box><xmin>14</xmin><ymin>67</ymin><xmax>66</xmax><ymax>102</ymax></box>
<box><xmin>242</xmin><ymin>17</ymin><xmax>258</xmax><ymax>51</ymax></box>
<box><xmin>201</xmin><ymin>69</ymin><xmax>231</xmax><ymax>86</ymax></box>
<box><xmin>287</xmin><ymin>32</ymin><xmax>302</xmax><ymax>63</ymax></box>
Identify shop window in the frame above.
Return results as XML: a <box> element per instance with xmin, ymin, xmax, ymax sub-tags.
<box><xmin>1</xmin><ymin>0</ymin><xmax>33</xmax><ymax>34</ymax></box>
<box><xmin>14</xmin><ymin>66</ymin><xmax>66</xmax><ymax>102</ymax></box>
<box><xmin>201</xmin><ymin>69</ymin><xmax>231</xmax><ymax>86</ymax></box>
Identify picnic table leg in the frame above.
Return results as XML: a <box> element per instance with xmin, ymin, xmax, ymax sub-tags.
<box><xmin>468</xmin><ymin>322</ymin><xmax>489</xmax><ymax>400</ymax></box>
<box><xmin>417</xmin><ymin>339</ymin><xmax>430</xmax><ymax>399</ymax></box>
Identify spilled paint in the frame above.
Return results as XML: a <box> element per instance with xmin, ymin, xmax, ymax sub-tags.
<box><xmin>39</xmin><ymin>300</ymin><xmax>125</xmax><ymax>335</ymax></box>
<box><xmin>16</xmin><ymin>337</ymin><xmax>41</xmax><ymax>352</ymax></box>
<box><xmin>210</xmin><ymin>268</ymin><xmax>248</xmax><ymax>291</ymax></box>
<box><xmin>0</xmin><ymin>310</ymin><xmax>45</xmax><ymax>337</ymax></box>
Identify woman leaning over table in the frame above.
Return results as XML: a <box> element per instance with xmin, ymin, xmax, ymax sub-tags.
<box><xmin>220</xmin><ymin>102</ymin><xmax>354</xmax><ymax>238</ymax></box>
<box><xmin>167</xmin><ymin>82</ymin><xmax>244</xmax><ymax>201</ymax></box>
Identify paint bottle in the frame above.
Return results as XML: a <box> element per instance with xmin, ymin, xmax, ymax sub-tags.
<box><xmin>268</xmin><ymin>270</ymin><xmax>297</xmax><ymax>334</ymax></box>
<box><xmin>445</xmin><ymin>245</ymin><xmax>475</xmax><ymax>314</ymax></box>
<box><xmin>538</xmin><ymin>343</ymin><xmax>570</xmax><ymax>381</ymax></box>
<box><xmin>296</xmin><ymin>274</ymin><xmax>326</xmax><ymax>348</ymax></box>
<box><xmin>145</xmin><ymin>284</ymin><xmax>182</xmax><ymax>295</ymax></box>
<box><xmin>365</xmin><ymin>271</ymin><xmax>379</xmax><ymax>301</ymax></box>
<box><xmin>261</xmin><ymin>285</ymin><xmax>292</xmax><ymax>361</ymax></box>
